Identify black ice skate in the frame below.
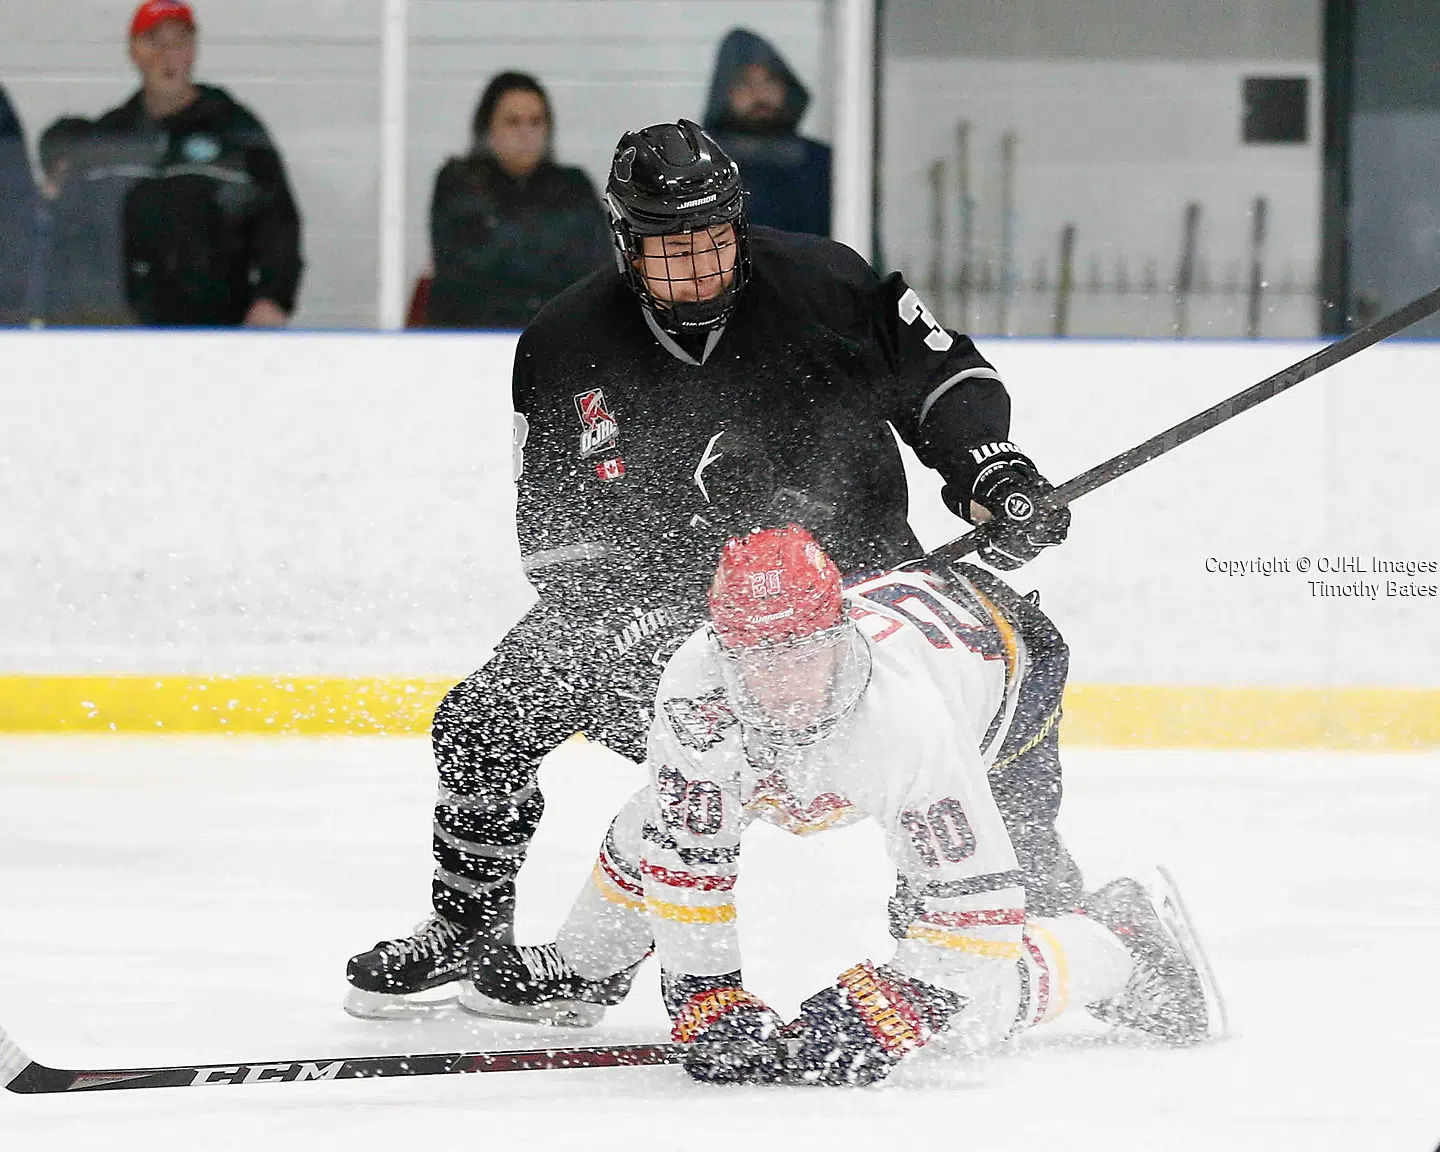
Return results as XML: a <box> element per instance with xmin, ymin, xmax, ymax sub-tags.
<box><xmin>1080</xmin><ymin>866</ymin><xmax>1228</xmax><ymax>1045</ymax></box>
<box><xmin>459</xmin><ymin>941</ymin><xmax>645</xmax><ymax>1028</ymax></box>
<box><xmin>343</xmin><ymin>914</ymin><xmax>477</xmax><ymax>1019</ymax></box>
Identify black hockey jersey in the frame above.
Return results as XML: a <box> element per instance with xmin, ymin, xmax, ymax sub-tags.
<box><xmin>511</xmin><ymin>226</ymin><xmax>1011</xmax><ymax>609</ymax></box>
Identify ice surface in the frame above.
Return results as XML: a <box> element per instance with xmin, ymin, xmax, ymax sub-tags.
<box><xmin>1</xmin><ymin>736</ymin><xmax>1437</xmax><ymax>1150</ymax></box>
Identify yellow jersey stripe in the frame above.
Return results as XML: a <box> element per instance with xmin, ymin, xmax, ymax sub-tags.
<box><xmin>592</xmin><ymin>862</ymin><xmax>645</xmax><ymax>912</ymax></box>
<box><xmin>906</xmin><ymin>925</ymin><xmax>1024</xmax><ymax>959</ymax></box>
<box><xmin>969</xmin><ymin>584</ymin><xmax>1021</xmax><ymax>683</ymax></box>
<box><xmin>1025</xmin><ymin>921</ymin><xmax>1071</xmax><ymax>1017</ymax></box>
<box><xmin>646</xmin><ymin>896</ymin><xmax>737</xmax><ymax>925</ymax></box>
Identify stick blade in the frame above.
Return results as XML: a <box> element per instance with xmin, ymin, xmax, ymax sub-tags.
<box><xmin>0</xmin><ymin>1025</ymin><xmax>37</xmax><ymax>1091</ymax></box>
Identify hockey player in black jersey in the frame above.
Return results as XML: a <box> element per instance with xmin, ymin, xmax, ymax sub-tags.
<box><xmin>343</xmin><ymin>119</ymin><xmax>1071</xmax><ymax>1017</ymax></box>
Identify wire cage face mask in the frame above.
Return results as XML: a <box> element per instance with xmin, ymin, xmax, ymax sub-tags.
<box><xmin>714</xmin><ymin>620</ymin><xmax>871</xmax><ymax>747</ymax></box>
<box><xmin>604</xmin><ymin>119</ymin><xmax>751</xmax><ymax>335</ymax></box>
<box><xmin>611</xmin><ymin>213</ymin><xmax>750</xmax><ymax>334</ymax></box>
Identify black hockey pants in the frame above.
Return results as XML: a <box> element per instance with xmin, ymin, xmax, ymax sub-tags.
<box><xmin>949</xmin><ymin>563</ymin><xmax>1082</xmax><ymax>916</ymax></box>
<box><xmin>887</xmin><ymin>565</ymin><xmax>1081</xmax><ymax>940</ymax></box>
<box><xmin>427</xmin><ymin>588</ymin><xmax>701</xmax><ymax>929</ymax></box>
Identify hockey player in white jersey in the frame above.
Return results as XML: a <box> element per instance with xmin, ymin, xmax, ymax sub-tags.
<box><xmin>464</xmin><ymin>525</ymin><xmax>1226</xmax><ymax>1084</ymax></box>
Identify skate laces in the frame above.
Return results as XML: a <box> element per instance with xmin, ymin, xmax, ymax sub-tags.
<box><xmin>385</xmin><ymin>916</ymin><xmax>466</xmax><ymax>962</ymax></box>
<box><xmin>518</xmin><ymin>943</ymin><xmax>575</xmax><ymax>985</ymax></box>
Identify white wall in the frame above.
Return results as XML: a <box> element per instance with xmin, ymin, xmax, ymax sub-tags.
<box><xmin>879</xmin><ymin>0</ymin><xmax>1324</xmax><ymax>338</ymax></box>
<box><xmin>0</xmin><ymin>331</ymin><xmax>531</xmax><ymax>674</ymax></box>
<box><xmin>881</xmin><ymin>60</ymin><xmax>1322</xmax><ymax>339</ymax></box>
<box><xmin>3</xmin><ymin>330</ymin><xmax>1438</xmax><ymax>687</ymax></box>
<box><xmin>884</xmin><ymin>0</ymin><xmax>1320</xmax><ymax>60</ymax></box>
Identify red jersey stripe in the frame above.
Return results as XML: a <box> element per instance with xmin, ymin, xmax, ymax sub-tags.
<box><xmin>599</xmin><ymin>851</ymin><xmax>645</xmax><ymax>897</ymax></box>
<box><xmin>918</xmin><ymin>908</ymin><xmax>1026</xmax><ymax>929</ymax></box>
<box><xmin>641</xmin><ymin>862</ymin><xmax>737</xmax><ymax>892</ymax></box>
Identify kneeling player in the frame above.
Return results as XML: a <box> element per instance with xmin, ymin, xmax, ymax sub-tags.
<box><xmin>464</xmin><ymin>526</ymin><xmax>1226</xmax><ymax>1084</ymax></box>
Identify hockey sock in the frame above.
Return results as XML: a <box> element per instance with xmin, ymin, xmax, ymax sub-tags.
<box><xmin>555</xmin><ymin>788</ymin><xmax>656</xmax><ymax>980</ymax></box>
<box><xmin>1014</xmin><ymin>913</ymin><xmax>1133</xmax><ymax>1031</ymax></box>
<box><xmin>431</xmin><ymin>776</ymin><xmax>545</xmax><ymax>929</ymax></box>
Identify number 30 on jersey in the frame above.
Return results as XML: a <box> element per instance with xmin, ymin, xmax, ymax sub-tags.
<box><xmin>901</xmin><ymin>798</ymin><xmax>976</xmax><ymax>867</ymax></box>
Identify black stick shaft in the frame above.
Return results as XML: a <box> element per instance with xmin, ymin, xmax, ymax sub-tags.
<box><xmin>956</xmin><ymin>120</ymin><xmax>973</xmax><ymax>328</ymax></box>
<box><xmin>927</xmin><ymin>282</ymin><xmax>1440</xmax><ymax>567</ymax></box>
<box><xmin>2</xmin><ymin>1037</ymin><xmax>686</xmax><ymax>1094</ymax></box>
<box><xmin>1054</xmin><ymin>223</ymin><xmax>1076</xmax><ymax>338</ymax></box>
<box><xmin>1174</xmin><ymin>202</ymin><xmax>1202</xmax><ymax>337</ymax></box>
<box><xmin>1246</xmin><ymin>195</ymin><xmax>1268</xmax><ymax>339</ymax></box>
<box><xmin>928</xmin><ymin>158</ymin><xmax>945</xmax><ymax>306</ymax></box>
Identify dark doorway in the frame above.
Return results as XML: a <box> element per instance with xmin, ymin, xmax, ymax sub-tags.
<box><xmin>1324</xmin><ymin>0</ymin><xmax>1440</xmax><ymax>336</ymax></box>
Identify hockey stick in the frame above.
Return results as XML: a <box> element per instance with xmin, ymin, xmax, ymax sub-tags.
<box><xmin>926</xmin><ymin>282</ymin><xmax>1440</xmax><ymax>567</ymax></box>
<box><xmin>1245</xmin><ymin>196</ymin><xmax>1268</xmax><ymax>339</ymax></box>
<box><xmin>0</xmin><ymin>1024</ymin><xmax>685</xmax><ymax>1094</ymax></box>
<box><xmin>1173</xmin><ymin>201</ymin><xmax>1202</xmax><ymax>337</ymax></box>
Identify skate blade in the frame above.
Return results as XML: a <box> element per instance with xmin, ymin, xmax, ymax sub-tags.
<box><xmin>342</xmin><ymin>982</ymin><xmax>461</xmax><ymax>1020</ymax></box>
<box><xmin>1144</xmin><ymin>865</ymin><xmax>1230</xmax><ymax>1040</ymax></box>
<box><xmin>456</xmin><ymin>985</ymin><xmax>606</xmax><ymax>1028</ymax></box>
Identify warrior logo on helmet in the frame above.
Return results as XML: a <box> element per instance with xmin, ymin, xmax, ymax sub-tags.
<box><xmin>613</xmin><ymin>146</ymin><xmax>636</xmax><ymax>183</ymax></box>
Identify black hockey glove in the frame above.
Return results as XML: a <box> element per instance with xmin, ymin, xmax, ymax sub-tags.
<box><xmin>956</xmin><ymin>444</ymin><xmax>1070</xmax><ymax>571</ymax></box>
<box><xmin>672</xmin><ymin>985</ymin><xmax>789</xmax><ymax>1085</ymax></box>
<box><xmin>781</xmin><ymin>962</ymin><xmax>967</xmax><ymax>1087</ymax></box>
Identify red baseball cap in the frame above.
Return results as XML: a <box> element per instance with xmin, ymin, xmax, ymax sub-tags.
<box><xmin>130</xmin><ymin>0</ymin><xmax>196</xmax><ymax>38</ymax></box>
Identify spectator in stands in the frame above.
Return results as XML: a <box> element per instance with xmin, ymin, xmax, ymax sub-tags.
<box><xmin>27</xmin><ymin>117</ymin><xmax>137</xmax><ymax>326</ymax></box>
<box><xmin>424</xmin><ymin>71</ymin><xmax>609</xmax><ymax>329</ymax></box>
<box><xmin>702</xmin><ymin>28</ymin><xmax>831</xmax><ymax>238</ymax></box>
<box><xmin>96</xmin><ymin>1</ymin><xmax>303</xmax><ymax>327</ymax></box>
<box><xmin>0</xmin><ymin>81</ymin><xmax>38</xmax><ymax>322</ymax></box>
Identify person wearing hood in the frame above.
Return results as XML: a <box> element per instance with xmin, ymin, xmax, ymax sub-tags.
<box><xmin>0</xmin><ymin>82</ymin><xmax>38</xmax><ymax>321</ymax></box>
<box><xmin>702</xmin><ymin>28</ymin><xmax>832</xmax><ymax>238</ymax></box>
<box><xmin>425</xmin><ymin>72</ymin><xmax>611</xmax><ymax>330</ymax></box>
<box><xmin>27</xmin><ymin>116</ymin><xmax>139</xmax><ymax>327</ymax></box>
<box><xmin>95</xmin><ymin>1</ymin><xmax>304</xmax><ymax>327</ymax></box>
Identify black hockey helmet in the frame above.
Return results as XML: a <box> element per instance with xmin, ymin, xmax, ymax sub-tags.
<box><xmin>606</xmin><ymin>119</ymin><xmax>750</xmax><ymax>334</ymax></box>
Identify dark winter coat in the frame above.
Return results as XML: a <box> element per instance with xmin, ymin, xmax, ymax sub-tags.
<box><xmin>31</xmin><ymin>129</ymin><xmax>146</xmax><ymax>326</ymax></box>
<box><xmin>427</xmin><ymin>153</ymin><xmax>610</xmax><ymax>330</ymax></box>
<box><xmin>95</xmin><ymin>85</ymin><xmax>303</xmax><ymax>326</ymax></box>
<box><xmin>703</xmin><ymin>29</ymin><xmax>832</xmax><ymax>238</ymax></box>
<box><xmin>0</xmin><ymin>84</ymin><xmax>37</xmax><ymax>320</ymax></box>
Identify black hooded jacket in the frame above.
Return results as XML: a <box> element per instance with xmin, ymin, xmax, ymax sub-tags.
<box><xmin>95</xmin><ymin>85</ymin><xmax>303</xmax><ymax>326</ymax></box>
<box><xmin>427</xmin><ymin>151</ymin><xmax>610</xmax><ymax>330</ymax></box>
<box><xmin>0</xmin><ymin>84</ymin><xmax>36</xmax><ymax>318</ymax></box>
<box><xmin>702</xmin><ymin>29</ymin><xmax>832</xmax><ymax>237</ymax></box>
<box><xmin>31</xmin><ymin>121</ymin><xmax>140</xmax><ymax>326</ymax></box>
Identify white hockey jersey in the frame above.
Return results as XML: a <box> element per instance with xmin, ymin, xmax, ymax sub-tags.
<box><xmin>611</xmin><ymin>566</ymin><xmax>1034</xmax><ymax>1004</ymax></box>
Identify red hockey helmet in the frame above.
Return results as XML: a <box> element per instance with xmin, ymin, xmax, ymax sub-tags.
<box><xmin>709</xmin><ymin>524</ymin><xmax>843</xmax><ymax>647</ymax></box>
<box><xmin>708</xmin><ymin>525</ymin><xmax>870</xmax><ymax>745</ymax></box>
